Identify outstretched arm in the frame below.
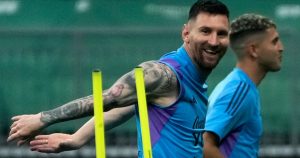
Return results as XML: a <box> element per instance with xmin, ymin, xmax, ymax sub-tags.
<box><xmin>7</xmin><ymin>95</ymin><xmax>95</xmax><ymax>145</ymax></box>
<box><xmin>30</xmin><ymin>105</ymin><xmax>135</xmax><ymax>153</ymax></box>
<box><xmin>8</xmin><ymin>61</ymin><xmax>178</xmax><ymax>145</ymax></box>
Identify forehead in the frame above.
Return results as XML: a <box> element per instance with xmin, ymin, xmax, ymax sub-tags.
<box><xmin>190</xmin><ymin>12</ymin><xmax>229</xmax><ymax>31</ymax></box>
<box><xmin>265</xmin><ymin>27</ymin><xmax>279</xmax><ymax>38</ymax></box>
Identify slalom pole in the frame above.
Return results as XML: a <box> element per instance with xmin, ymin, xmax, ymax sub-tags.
<box><xmin>92</xmin><ymin>70</ymin><xmax>106</xmax><ymax>158</ymax></box>
<box><xmin>134</xmin><ymin>67</ymin><xmax>152</xmax><ymax>158</ymax></box>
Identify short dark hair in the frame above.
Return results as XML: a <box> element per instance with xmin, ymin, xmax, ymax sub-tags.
<box><xmin>188</xmin><ymin>0</ymin><xmax>229</xmax><ymax>20</ymax></box>
<box><xmin>230</xmin><ymin>13</ymin><xmax>276</xmax><ymax>43</ymax></box>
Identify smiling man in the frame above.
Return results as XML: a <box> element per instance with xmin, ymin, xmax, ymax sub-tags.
<box><xmin>8</xmin><ymin>1</ymin><xmax>230</xmax><ymax>157</ymax></box>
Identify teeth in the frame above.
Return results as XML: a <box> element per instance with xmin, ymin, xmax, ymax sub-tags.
<box><xmin>204</xmin><ymin>49</ymin><xmax>216</xmax><ymax>54</ymax></box>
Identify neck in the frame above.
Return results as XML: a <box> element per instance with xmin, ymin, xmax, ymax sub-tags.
<box><xmin>236</xmin><ymin>60</ymin><xmax>267</xmax><ymax>86</ymax></box>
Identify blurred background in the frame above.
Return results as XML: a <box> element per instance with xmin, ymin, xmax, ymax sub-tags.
<box><xmin>0</xmin><ymin>0</ymin><xmax>299</xmax><ymax>157</ymax></box>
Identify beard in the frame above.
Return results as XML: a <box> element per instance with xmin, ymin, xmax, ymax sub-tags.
<box><xmin>195</xmin><ymin>48</ymin><xmax>226</xmax><ymax>71</ymax></box>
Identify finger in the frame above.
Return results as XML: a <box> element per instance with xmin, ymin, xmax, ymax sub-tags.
<box><xmin>10</xmin><ymin>121</ymin><xmax>18</xmax><ymax>129</ymax></box>
<box><xmin>9</xmin><ymin>124</ymin><xmax>20</xmax><ymax>135</ymax></box>
<box><xmin>30</xmin><ymin>143</ymin><xmax>42</xmax><ymax>149</ymax></box>
<box><xmin>30</xmin><ymin>145</ymin><xmax>52</xmax><ymax>152</ymax></box>
<box><xmin>7</xmin><ymin>131</ymin><xmax>21</xmax><ymax>142</ymax></box>
<box><xmin>37</xmin><ymin>148</ymin><xmax>57</xmax><ymax>153</ymax></box>
<box><xmin>30</xmin><ymin>139</ymin><xmax>48</xmax><ymax>146</ymax></box>
<box><xmin>30</xmin><ymin>140</ymin><xmax>50</xmax><ymax>151</ymax></box>
<box><xmin>8</xmin><ymin>125</ymin><xmax>19</xmax><ymax>136</ymax></box>
<box><xmin>11</xmin><ymin>115</ymin><xmax>22</xmax><ymax>121</ymax></box>
<box><xmin>34</xmin><ymin>135</ymin><xmax>49</xmax><ymax>140</ymax></box>
<box><xmin>30</xmin><ymin>140</ymin><xmax>39</xmax><ymax>146</ymax></box>
<box><xmin>7</xmin><ymin>135</ymin><xmax>14</xmax><ymax>142</ymax></box>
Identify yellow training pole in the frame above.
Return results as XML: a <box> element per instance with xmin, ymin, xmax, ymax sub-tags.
<box><xmin>135</xmin><ymin>67</ymin><xmax>152</xmax><ymax>158</ymax></box>
<box><xmin>92</xmin><ymin>70</ymin><xmax>106</xmax><ymax>158</ymax></box>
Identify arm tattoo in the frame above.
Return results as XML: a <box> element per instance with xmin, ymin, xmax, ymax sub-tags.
<box><xmin>123</xmin><ymin>71</ymin><xmax>136</xmax><ymax>88</ymax></box>
<box><xmin>102</xmin><ymin>71</ymin><xmax>136</xmax><ymax>111</ymax></box>
<box><xmin>142</xmin><ymin>61</ymin><xmax>177</xmax><ymax>93</ymax></box>
<box><xmin>41</xmin><ymin>95</ymin><xmax>94</xmax><ymax>125</ymax></box>
<box><xmin>40</xmin><ymin>60</ymin><xmax>177</xmax><ymax>122</ymax></box>
<box><xmin>156</xmin><ymin>63</ymin><xmax>175</xmax><ymax>91</ymax></box>
<box><xmin>101</xmin><ymin>62</ymin><xmax>177</xmax><ymax>110</ymax></box>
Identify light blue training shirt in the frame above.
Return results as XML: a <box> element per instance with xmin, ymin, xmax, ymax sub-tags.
<box><xmin>136</xmin><ymin>46</ymin><xmax>208</xmax><ymax>158</ymax></box>
<box><xmin>204</xmin><ymin>68</ymin><xmax>263</xmax><ymax>158</ymax></box>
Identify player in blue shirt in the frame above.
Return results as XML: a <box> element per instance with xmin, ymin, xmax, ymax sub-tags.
<box><xmin>203</xmin><ymin>13</ymin><xmax>284</xmax><ymax>158</ymax></box>
<box><xmin>135</xmin><ymin>46</ymin><xmax>210</xmax><ymax>158</ymax></box>
<box><xmin>8</xmin><ymin>0</ymin><xmax>230</xmax><ymax>157</ymax></box>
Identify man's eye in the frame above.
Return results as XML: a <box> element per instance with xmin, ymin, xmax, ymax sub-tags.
<box><xmin>272</xmin><ymin>37</ymin><xmax>279</xmax><ymax>45</ymax></box>
<box><xmin>200</xmin><ymin>29</ymin><xmax>210</xmax><ymax>34</ymax></box>
<box><xmin>218</xmin><ymin>31</ymin><xmax>228</xmax><ymax>37</ymax></box>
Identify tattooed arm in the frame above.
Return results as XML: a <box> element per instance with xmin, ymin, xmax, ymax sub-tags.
<box><xmin>101</xmin><ymin>60</ymin><xmax>178</xmax><ymax>109</ymax></box>
<box><xmin>29</xmin><ymin>105</ymin><xmax>135</xmax><ymax>153</ymax></box>
<box><xmin>7</xmin><ymin>95</ymin><xmax>95</xmax><ymax>145</ymax></box>
<box><xmin>41</xmin><ymin>95</ymin><xmax>94</xmax><ymax>126</ymax></box>
<box><xmin>7</xmin><ymin>60</ymin><xmax>178</xmax><ymax>145</ymax></box>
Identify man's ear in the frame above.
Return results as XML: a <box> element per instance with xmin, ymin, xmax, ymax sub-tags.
<box><xmin>182</xmin><ymin>24</ymin><xmax>189</xmax><ymax>43</ymax></box>
<box><xmin>247</xmin><ymin>43</ymin><xmax>259</xmax><ymax>58</ymax></box>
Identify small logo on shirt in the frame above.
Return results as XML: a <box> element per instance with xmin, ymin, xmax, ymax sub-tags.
<box><xmin>193</xmin><ymin>116</ymin><xmax>204</xmax><ymax>146</ymax></box>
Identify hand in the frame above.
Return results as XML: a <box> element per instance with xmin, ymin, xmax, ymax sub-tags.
<box><xmin>7</xmin><ymin>113</ymin><xmax>45</xmax><ymax>145</ymax></box>
<box><xmin>30</xmin><ymin>133</ymin><xmax>81</xmax><ymax>153</ymax></box>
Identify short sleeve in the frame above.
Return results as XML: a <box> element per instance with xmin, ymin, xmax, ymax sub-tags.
<box><xmin>204</xmin><ymin>81</ymin><xmax>252</xmax><ymax>141</ymax></box>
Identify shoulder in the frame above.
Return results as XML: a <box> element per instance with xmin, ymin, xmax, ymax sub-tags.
<box><xmin>225</xmin><ymin>81</ymin><xmax>254</xmax><ymax>114</ymax></box>
<box><xmin>138</xmin><ymin>61</ymin><xmax>178</xmax><ymax>99</ymax></box>
<box><xmin>209</xmin><ymin>80</ymin><xmax>252</xmax><ymax>110</ymax></box>
<box><xmin>138</xmin><ymin>61</ymin><xmax>176</xmax><ymax>81</ymax></box>
<box><xmin>139</xmin><ymin>61</ymin><xmax>171</xmax><ymax>71</ymax></box>
<box><xmin>209</xmin><ymin>79</ymin><xmax>241</xmax><ymax>101</ymax></box>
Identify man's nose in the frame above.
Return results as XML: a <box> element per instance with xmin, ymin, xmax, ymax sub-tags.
<box><xmin>208</xmin><ymin>33</ymin><xmax>219</xmax><ymax>46</ymax></box>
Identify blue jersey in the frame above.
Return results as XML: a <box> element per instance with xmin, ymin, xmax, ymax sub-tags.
<box><xmin>204</xmin><ymin>68</ymin><xmax>263</xmax><ymax>158</ymax></box>
<box><xmin>136</xmin><ymin>46</ymin><xmax>208</xmax><ymax>158</ymax></box>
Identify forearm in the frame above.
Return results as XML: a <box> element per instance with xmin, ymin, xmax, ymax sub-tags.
<box><xmin>72</xmin><ymin>118</ymin><xmax>95</xmax><ymax>146</ymax></box>
<box><xmin>105</xmin><ymin>105</ymin><xmax>135</xmax><ymax>131</ymax></box>
<box><xmin>71</xmin><ymin>105</ymin><xmax>135</xmax><ymax>146</ymax></box>
<box><xmin>41</xmin><ymin>95</ymin><xmax>94</xmax><ymax>126</ymax></box>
